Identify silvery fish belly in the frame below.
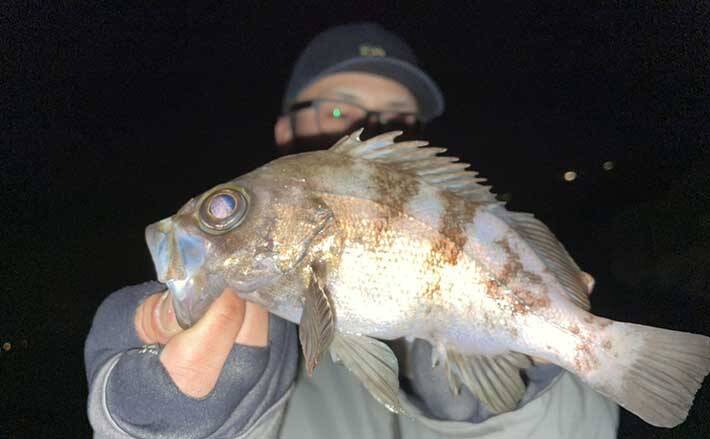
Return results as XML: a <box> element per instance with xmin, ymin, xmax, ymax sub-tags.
<box><xmin>145</xmin><ymin>130</ymin><xmax>710</xmax><ymax>428</ymax></box>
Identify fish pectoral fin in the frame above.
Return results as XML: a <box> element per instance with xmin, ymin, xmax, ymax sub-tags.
<box><xmin>299</xmin><ymin>262</ymin><xmax>336</xmax><ymax>377</ymax></box>
<box><xmin>330</xmin><ymin>332</ymin><xmax>405</xmax><ymax>415</ymax></box>
<box><xmin>445</xmin><ymin>350</ymin><xmax>531</xmax><ymax>414</ymax></box>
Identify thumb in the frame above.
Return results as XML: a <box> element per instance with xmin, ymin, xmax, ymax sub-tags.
<box><xmin>159</xmin><ymin>288</ymin><xmax>246</xmax><ymax>398</ymax></box>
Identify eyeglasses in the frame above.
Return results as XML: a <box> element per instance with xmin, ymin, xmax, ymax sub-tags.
<box><xmin>288</xmin><ymin>99</ymin><xmax>421</xmax><ymax>135</ymax></box>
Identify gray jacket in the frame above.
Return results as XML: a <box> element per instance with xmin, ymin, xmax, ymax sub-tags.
<box><xmin>85</xmin><ymin>282</ymin><xmax>619</xmax><ymax>438</ymax></box>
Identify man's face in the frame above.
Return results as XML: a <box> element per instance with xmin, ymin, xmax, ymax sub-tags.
<box><xmin>275</xmin><ymin>72</ymin><xmax>420</xmax><ymax>154</ymax></box>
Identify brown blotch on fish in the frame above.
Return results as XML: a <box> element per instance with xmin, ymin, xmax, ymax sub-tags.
<box><xmin>484</xmin><ymin>278</ymin><xmax>500</xmax><ymax>292</ymax></box>
<box><xmin>575</xmin><ymin>343</ymin><xmax>600</xmax><ymax>373</ymax></box>
<box><xmin>513</xmin><ymin>287</ymin><xmax>551</xmax><ymax>314</ymax></box>
<box><xmin>583</xmin><ymin>315</ymin><xmax>613</xmax><ymax>328</ymax></box>
<box><xmin>483</xmin><ymin>278</ymin><xmax>549</xmax><ymax>316</ymax></box>
<box><xmin>371</xmin><ymin>163</ymin><xmax>420</xmax><ymax>216</ymax></box>
<box><xmin>429</xmin><ymin>239</ymin><xmax>462</xmax><ymax>267</ymax></box>
<box><xmin>602</xmin><ymin>340</ymin><xmax>612</xmax><ymax>351</ymax></box>
<box><xmin>368</xmin><ymin>164</ymin><xmax>420</xmax><ymax>248</ymax></box>
<box><xmin>597</xmin><ymin>318</ymin><xmax>612</xmax><ymax>328</ymax></box>
<box><xmin>570</xmin><ymin>324</ymin><xmax>580</xmax><ymax>335</ymax></box>
<box><xmin>482</xmin><ymin>238</ymin><xmax>551</xmax><ymax>316</ymax></box>
<box><xmin>482</xmin><ymin>278</ymin><xmax>504</xmax><ymax>305</ymax></box>
<box><xmin>429</xmin><ymin>191</ymin><xmax>480</xmax><ymax>266</ymax></box>
<box><xmin>422</xmin><ymin>275</ymin><xmax>442</xmax><ymax>302</ymax></box>
<box><xmin>498</xmin><ymin>259</ymin><xmax>522</xmax><ymax>286</ymax></box>
<box><xmin>370</xmin><ymin>217</ymin><xmax>390</xmax><ymax>247</ymax></box>
<box><xmin>496</xmin><ymin>237</ymin><xmax>543</xmax><ymax>285</ymax></box>
<box><xmin>420</xmin><ymin>191</ymin><xmax>479</xmax><ymax>300</ymax></box>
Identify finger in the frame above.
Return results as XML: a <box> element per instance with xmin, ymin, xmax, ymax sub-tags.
<box><xmin>159</xmin><ymin>290</ymin><xmax>246</xmax><ymax>398</ymax></box>
<box><xmin>134</xmin><ymin>291</ymin><xmax>182</xmax><ymax>345</ymax></box>
<box><xmin>135</xmin><ymin>292</ymin><xmax>166</xmax><ymax>344</ymax></box>
<box><xmin>156</xmin><ymin>290</ymin><xmax>182</xmax><ymax>341</ymax></box>
<box><xmin>234</xmin><ymin>300</ymin><xmax>269</xmax><ymax>347</ymax></box>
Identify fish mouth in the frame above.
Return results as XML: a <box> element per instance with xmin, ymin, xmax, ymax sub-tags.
<box><xmin>165</xmin><ymin>274</ymin><xmax>227</xmax><ymax>329</ymax></box>
<box><xmin>145</xmin><ymin>218</ymin><xmax>281</xmax><ymax>328</ymax></box>
<box><xmin>146</xmin><ymin>218</ymin><xmax>216</xmax><ymax>328</ymax></box>
<box><xmin>166</xmin><ymin>272</ymin><xmax>279</xmax><ymax>329</ymax></box>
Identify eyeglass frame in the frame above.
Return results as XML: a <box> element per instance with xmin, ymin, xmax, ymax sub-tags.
<box><xmin>286</xmin><ymin>98</ymin><xmax>422</xmax><ymax>135</ymax></box>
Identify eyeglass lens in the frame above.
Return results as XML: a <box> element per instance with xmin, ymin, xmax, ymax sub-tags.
<box><xmin>315</xmin><ymin>100</ymin><xmax>418</xmax><ymax>134</ymax></box>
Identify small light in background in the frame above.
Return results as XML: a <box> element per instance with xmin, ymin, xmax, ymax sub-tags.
<box><xmin>2</xmin><ymin>342</ymin><xmax>11</xmax><ymax>352</ymax></box>
<box><xmin>563</xmin><ymin>171</ymin><xmax>577</xmax><ymax>182</ymax></box>
<box><xmin>602</xmin><ymin>161</ymin><xmax>615</xmax><ymax>171</ymax></box>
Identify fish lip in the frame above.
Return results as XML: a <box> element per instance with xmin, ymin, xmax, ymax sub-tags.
<box><xmin>166</xmin><ymin>279</ymin><xmax>194</xmax><ymax>329</ymax></box>
<box><xmin>145</xmin><ymin>219</ymin><xmax>176</xmax><ymax>283</ymax></box>
<box><xmin>145</xmin><ymin>223</ymin><xmax>162</xmax><ymax>268</ymax></box>
<box><xmin>167</xmin><ymin>274</ymin><xmax>224</xmax><ymax>329</ymax></box>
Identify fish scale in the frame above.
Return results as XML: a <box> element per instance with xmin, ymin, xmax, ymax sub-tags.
<box><xmin>145</xmin><ymin>129</ymin><xmax>710</xmax><ymax>428</ymax></box>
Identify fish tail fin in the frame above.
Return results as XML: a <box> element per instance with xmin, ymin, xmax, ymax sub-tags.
<box><xmin>583</xmin><ymin>322</ymin><xmax>710</xmax><ymax>428</ymax></box>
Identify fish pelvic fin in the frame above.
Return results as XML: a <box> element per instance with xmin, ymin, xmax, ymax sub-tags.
<box><xmin>329</xmin><ymin>332</ymin><xmax>406</xmax><ymax>415</ymax></box>
<box><xmin>581</xmin><ymin>322</ymin><xmax>710</xmax><ymax>428</ymax></box>
<box><xmin>442</xmin><ymin>349</ymin><xmax>531</xmax><ymax>414</ymax></box>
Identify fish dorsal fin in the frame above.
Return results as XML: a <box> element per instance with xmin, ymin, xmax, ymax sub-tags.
<box><xmin>330</xmin><ymin>130</ymin><xmax>591</xmax><ymax>310</ymax></box>
<box><xmin>504</xmin><ymin>210</ymin><xmax>591</xmax><ymax>310</ymax></box>
<box><xmin>329</xmin><ymin>130</ymin><xmax>500</xmax><ymax>205</ymax></box>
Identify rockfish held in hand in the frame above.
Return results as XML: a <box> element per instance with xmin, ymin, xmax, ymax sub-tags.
<box><xmin>145</xmin><ymin>130</ymin><xmax>710</xmax><ymax>428</ymax></box>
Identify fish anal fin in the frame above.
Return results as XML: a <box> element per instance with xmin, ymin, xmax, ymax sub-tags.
<box><xmin>445</xmin><ymin>350</ymin><xmax>531</xmax><ymax>414</ymax></box>
<box><xmin>329</xmin><ymin>332</ymin><xmax>405</xmax><ymax>414</ymax></box>
<box><xmin>299</xmin><ymin>262</ymin><xmax>335</xmax><ymax>377</ymax></box>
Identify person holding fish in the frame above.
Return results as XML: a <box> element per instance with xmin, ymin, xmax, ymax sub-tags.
<box><xmin>87</xmin><ymin>22</ymin><xmax>710</xmax><ymax>439</ymax></box>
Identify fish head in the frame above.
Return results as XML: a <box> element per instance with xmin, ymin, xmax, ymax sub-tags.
<box><xmin>146</xmin><ymin>170</ymin><xmax>332</xmax><ymax>329</ymax></box>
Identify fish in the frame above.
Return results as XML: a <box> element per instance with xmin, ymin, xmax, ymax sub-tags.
<box><xmin>145</xmin><ymin>129</ymin><xmax>710</xmax><ymax>428</ymax></box>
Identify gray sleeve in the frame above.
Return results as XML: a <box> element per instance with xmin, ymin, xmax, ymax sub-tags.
<box><xmin>85</xmin><ymin>282</ymin><xmax>299</xmax><ymax>439</ymax></box>
<box><xmin>405</xmin><ymin>339</ymin><xmax>563</xmax><ymax>423</ymax></box>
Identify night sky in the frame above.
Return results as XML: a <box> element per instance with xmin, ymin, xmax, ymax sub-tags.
<box><xmin>2</xmin><ymin>2</ymin><xmax>710</xmax><ymax>437</ymax></box>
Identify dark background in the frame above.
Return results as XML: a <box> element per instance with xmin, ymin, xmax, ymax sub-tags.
<box><xmin>2</xmin><ymin>2</ymin><xmax>710</xmax><ymax>438</ymax></box>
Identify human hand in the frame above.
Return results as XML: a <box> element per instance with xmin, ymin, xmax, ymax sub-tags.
<box><xmin>134</xmin><ymin>288</ymin><xmax>269</xmax><ymax>398</ymax></box>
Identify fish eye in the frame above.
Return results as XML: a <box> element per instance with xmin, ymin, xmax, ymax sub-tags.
<box><xmin>209</xmin><ymin>194</ymin><xmax>236</xmax><ymax>219</ymax></box>
<box><xmin>198</xmin><ymin>187</ymin><xmax>249</xmax><ymax>234</ymax></box>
